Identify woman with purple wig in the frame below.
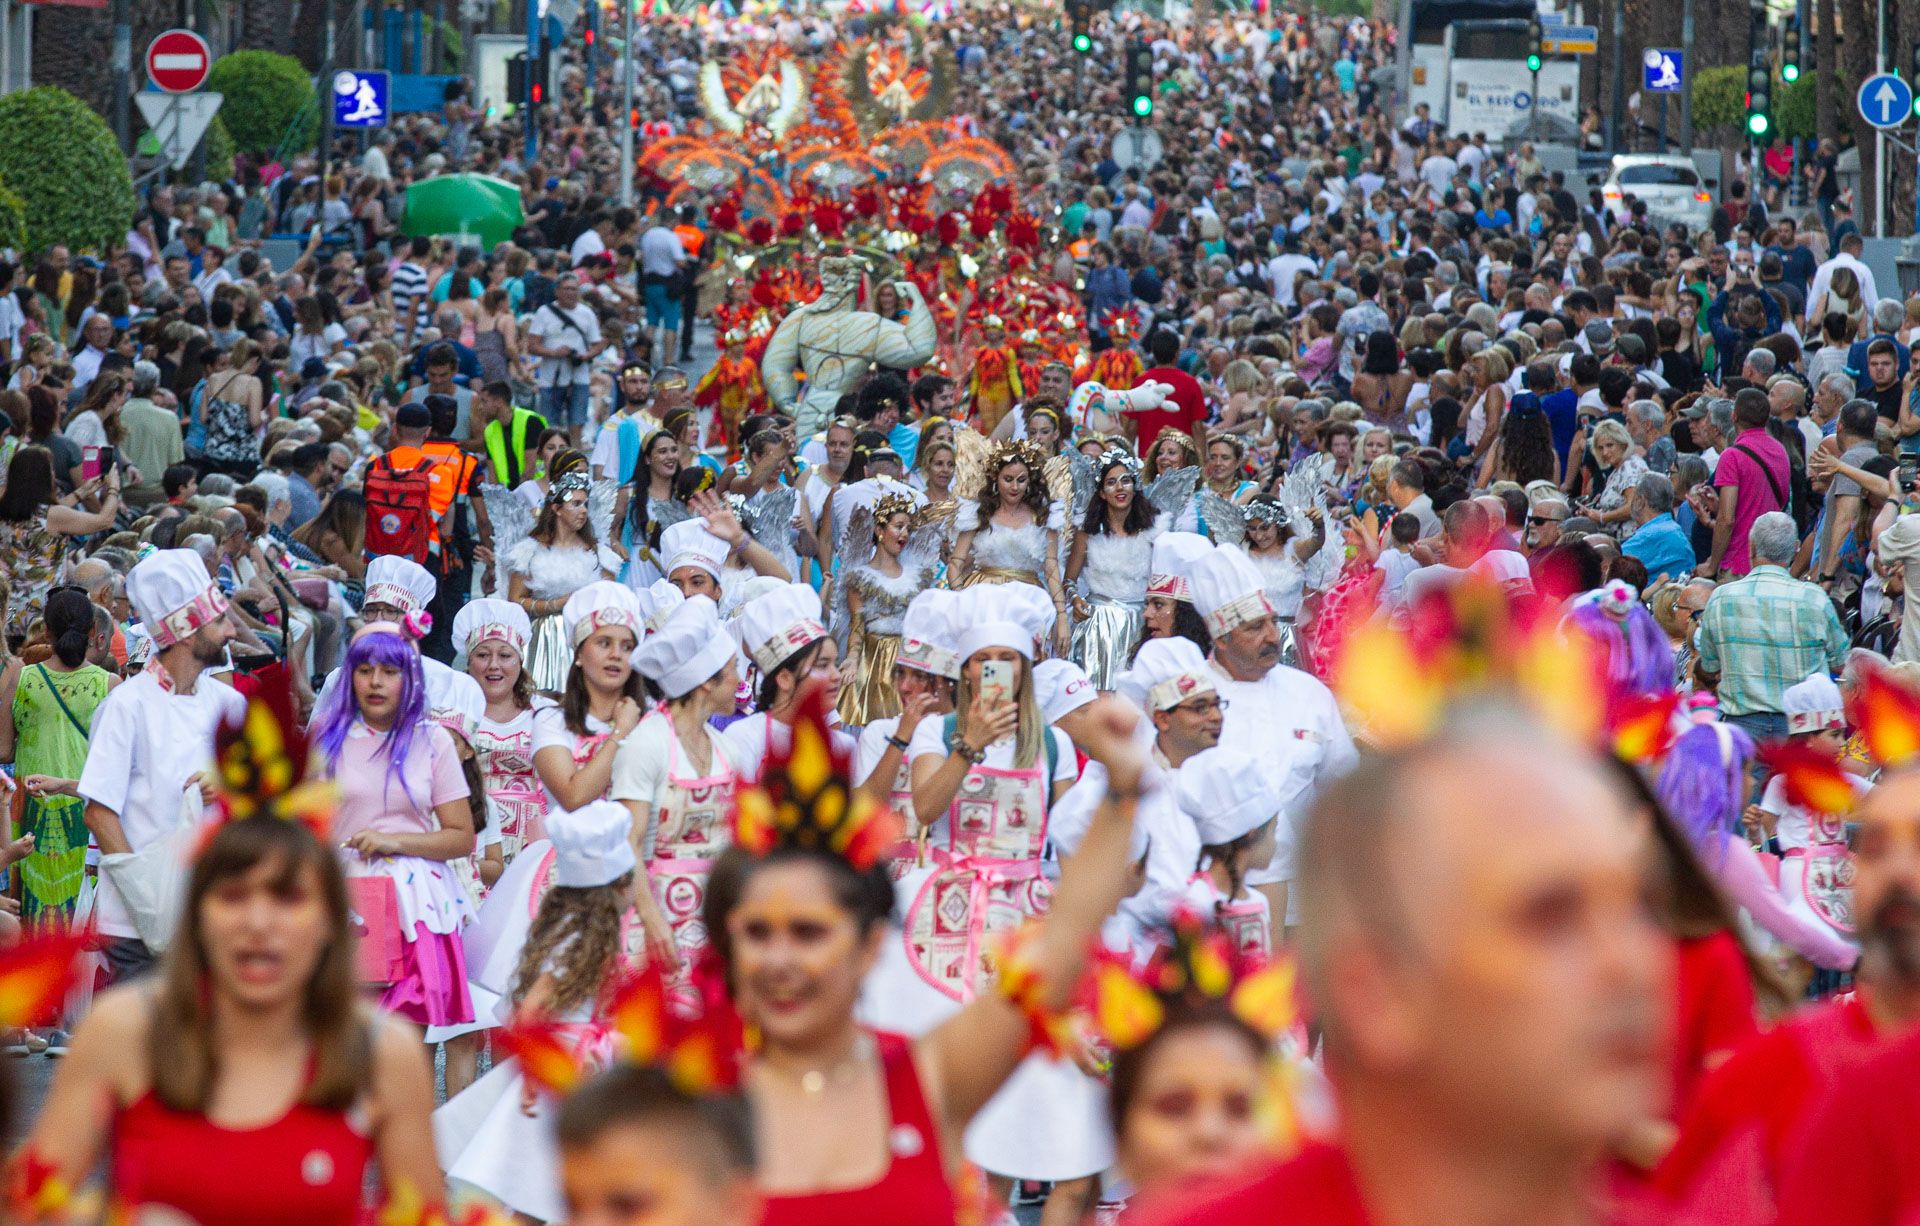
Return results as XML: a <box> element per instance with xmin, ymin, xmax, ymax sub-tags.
<box><xmin>1567</xmin><ymin>579</ymin><xmax>1676</xmax><ymax>697</ymax></box>
<box><xmin>312</xmin><ymin>619</ymin><xmax>478</xmax><ymax>1031</ymax></box>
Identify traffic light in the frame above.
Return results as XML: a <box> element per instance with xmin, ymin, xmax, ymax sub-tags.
<box><xmin>1913</xmin><ymin>43</ymin><xmax>1920</xmax><ymax>115</ymax></box>
<box><xmin>1125</xmin><ymin>42</ymin><xmax>1154</xmax><ymax>118</ymax></box>
<box><xmin>1526</xmin><ymin>17</ymin><xmax>1543</xmax><ymax>73</ymax></box>
<box><xmin>1781</xmin><ymin>16</ymin><xmax>1801</xmax><ymax>81</ymax></box>
<box><xmin>1745</xmin><ymin>49</ymin><xmax>1772</xmax><ymax>138</ymax></box>
<box><xmin>508</xmin><ymin>50</ymin><xmax>550</xmax><ymax>109</ymax></box>
<box><xmin>1067</xmin><ymin>0</ymin><xmax>1092</xmax><ymax>53</ymax></box>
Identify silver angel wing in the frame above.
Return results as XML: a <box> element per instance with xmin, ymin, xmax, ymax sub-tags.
<box><xmin>1303</xmin><ymin>516</ymin><xmax>1345</xmax><ymax>591</ymax></box>
<box><xmin>479</xmin><ymin>483</ymin><xmax>534</xmax><ymax>594</ymax></box>
<box><xmin>901</xmin><ymin>513</ymin><xmax>947</xmax><ymax>575</ymax></box>
<box><xmin>1276</xmin><ymin>470</ymin><xmax>1319</xmax><ymax>530</ymax></box>
<box><xmin>830</xmin><ymin>506</ymin><xmax>874</xmax><ymax>656</ymax></box>
<box><xmin>588</xmin><ymin>478</ymin><xmax>620</xmax><ymax>546</ymax></box>
<box><xmin>1068</xmin><ymin>451</ymin><xmax>1098</xmax><ymax>528</ymax></box>
<box><xmin>741</xmin><ymin>485</ymin><xmax>799</xmax><ymax>547</ymax></box>
<box><xmin>651</xmin><ymin>497</ymin><xmax>694</xmax><ymax>535</ymax></box>
<box><xmin>1196</xmin><ymin>488</ymin><xmax>1247</xmax><ymax>546</ymax></box>
<box><xmin>1145</xmin><ymin>464</ymin><xmax>1203</xmax><ymax>519</ymax></box>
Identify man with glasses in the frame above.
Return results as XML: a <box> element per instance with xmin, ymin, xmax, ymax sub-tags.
<box><xmin>1525</xmin><ymin>496</ymin><xmax>1570</xmax><ymax>553</ymax></box>
<box><xmin>1190</xmin><ymin>545</ymin><xmax>1356</xmax><ymax>949</ymax></box>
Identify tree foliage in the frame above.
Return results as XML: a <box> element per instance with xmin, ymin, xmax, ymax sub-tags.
<box><xmin>1691</xmin><ymin>64</ymin><xmax>1747</xmax><ymax>134</ymax></box>
<box><xmin>206</xmin><ymin>49</ymin><xmax>318</xmax><ymax>155</ymax></box>
<box><xmin>0</xmin><ymin>87</ymin><xmax>135</xmax><ymax>255</ymax></box>
<box><xmin>1778</xmin><ymin>72</ymin><xmax>1820</xmax><ymax>141</ymax></box>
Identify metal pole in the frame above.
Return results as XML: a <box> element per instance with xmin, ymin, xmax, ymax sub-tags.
<box><xmin>525</xmin><ymin>0</ymin><xmax>539</xmax><ymax>165</ymax></box>
<box><xmin>618</xmin><ymin>1</ymin><xmax>634</xmax><ymax>206</ymax></box>
<box><xmin>1877</xmin><ymin>0</ymin><xmax>1887</xmax><ymax>237</ymax></box>
<box><xmin>110</xmin><ymin>0</ymin><xmax>131</xmax><ymax>154</ymax></box>
<box><xmin>1607</xmin><ymin>0</ymin><xmax>1624</xmax><ymax>150</ymax></box>
<box><xmin>1680</xmin><ymin>0</ymin><xmax>1693</xmax><ymax>154</ymax></box>
<box><xmin>320</xmin><ymin>0</ymin><xmax>336</xmax><ymax>190</ymax></box>
<box><xmin>1392</xmin><ymin>0</ymin><xmax>1413</xmax><ymax>119</ymax></box>
<box><xmin>1530</xmin><ymin>64</ymin><xmax>1539</xmax><ymax>140</ymax></box>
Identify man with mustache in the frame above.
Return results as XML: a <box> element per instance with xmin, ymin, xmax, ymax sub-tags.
<box><xmin>1659</xmin><ymin>765</ymin><xmax>1920</xmax><ymax>1210</ymax></box>
<box><xmin>1764</xmin><ymin>768</ymin><xmax>1920</xmax><ymax>1225</ymax></box>
<box><xmin>1132</xmin><ymin>715</ymin><xmax>1674</xmax><ymax>1226</ymax></box>
<box><xmin>1188</xmin><ymin>545</ymin><xmax>1356</xmax><ymax>949</ymax></box>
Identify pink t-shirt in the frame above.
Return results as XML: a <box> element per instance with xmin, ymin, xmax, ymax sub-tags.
<box><xmin>1712</xmin><ymin>428</ymin><xmax>1790</xmax><ymax>576</ymax></box>
<box><xmin>329</xmin><ymin>721</ymin><xmax>470</xmax><ymax>840</ymax></box>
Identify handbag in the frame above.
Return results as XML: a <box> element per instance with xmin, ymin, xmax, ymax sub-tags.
<box><xmin>346</xmin><ymin>875</ymin><xmax>408</xmax><ymax>984</ymax></box>
<box><xmin>290</xmin><ymin>577</ymin><xmax>332</xmax><ymax>611</ymax></box>
<box><xmin>97</xmin><ymin>786</ymin><xmax>202</xmax><ymax>954</ymax></box>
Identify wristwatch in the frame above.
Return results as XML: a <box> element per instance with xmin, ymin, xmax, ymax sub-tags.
<box><xmin>956</xmin><ymin>740</ymin><xmax>987</xmax><ymax>765</ymax></box>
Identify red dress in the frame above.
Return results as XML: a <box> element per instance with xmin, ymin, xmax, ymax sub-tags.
<box><xmin>758</xmin><ymin>1030</ymin><xmax>958</xmax><ymax>1226</ymax></box>
<box><xmin>112</xmin><ymin>1089</ymin><xmax>373</xmax><ymax>1225</ymax></box>
<box><xmin>1669</xmin><ymin>932</ymin><xmax>1759</xmax><ymax>1117</ymax></box>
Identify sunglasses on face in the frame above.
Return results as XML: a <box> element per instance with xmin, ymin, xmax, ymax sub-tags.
<box><xmin>1527</xmin><ymin>515</ymin><xmax>1564</xmax><ymax>527</ymax></box>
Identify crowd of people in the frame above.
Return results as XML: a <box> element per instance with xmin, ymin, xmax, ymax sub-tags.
<box><xmin>0</xmin><ymin>0</ymin><xmax>1917</xmax><ymax>1224</ymax></box>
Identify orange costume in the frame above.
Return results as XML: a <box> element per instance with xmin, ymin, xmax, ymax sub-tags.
<box><xmin>694</xmin><ymin>335</ymin><xmax>767</xmax><ymax>458</ymax></box>
<box><xmin>967</xmin><ymin>319</ymin><xmax>1023</xmax><ymax>434</ymax></box>
<box><xmin>1087</xmin><ymin>345</ymin><xmax>1143</xmax><ymax>391</ymax></box>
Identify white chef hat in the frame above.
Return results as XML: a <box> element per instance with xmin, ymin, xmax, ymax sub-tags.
<box><xmin>661</xmin><ymin>518</ymin><xmax>730</xmax><ymax>581</ymax></box>
<box><xmin>953</xmin><ymin>582</ymin><xmax>1055</xmax><ymax>663</ymax></box>
<box><xmin>1117</xmin><ymin>637</ymin><xmax>1217</xmax><ymax>713</ymax></box>
<box><xmin>364</xmin><ymin>555</ymin><xmax>438</xmax><ymax>615</ymax></box>
<box><xmin>1190</xmin><ymin>545</ymin><xmax>1275</xmax><ymax>637</ymax></box>
<box><xmin>1034</xmin><ymin>659</ymin><xmax>1097</xmax><ymax>724</ymax></box>
<box><xmin>632</xmin><ymin>595</ymin><xmax>738</xmax><ymax>698</ymax></box>
<box><xmin>430</xmin><ymin>671</ymin><xmax>487</xmax><ymax>744</ymax></box>
<box><xmin>733</xmin><ymin>574</ymin><xmax>790</xmax><ymax>615</ymax></box>
<box><xmin>547</xmin><ymin>800</ymin><xmax>638</xmax><ymax>888</ymax></box>
<box><xmin>1785</xmin><ymin>671</ymin><xmax>1845</xmax><ymax>736</ymax></box>
<box><xmin>452</xmin><ymin>598</ymin><xmax>531</xmax><ymax>657</ymax></box>
<box><xmin>1146</xmin><ymin>532</ymin><xmax>1213</xmax><ymax>602</ymax></box>
<box><xmin>639</xmin><ymin>578</ymin><xmax>684</xmax><ymax>632</ymax></box>
<box><xmin>562</xmin><ymin>581</ymin><xmax>645</xmax><ymax>652</ymax></box>
<box><xmin>734</xmin><ymin>582</ymin><xmax>827</xmax><ymax>673</ymax></box>
<box><xmin>1176</xmin><ymin>748</ymin><xmax>1281</xmax><ymax>848</ymax></box>
<box><xmin>128</xmin><ymin>548</ymin><xmax>229</xmax><ymax>649</ymax></box>
<box><xmin>899</xmin><ymin>588</ymin><xmax>962</xmax><ymax>680</ymax></box>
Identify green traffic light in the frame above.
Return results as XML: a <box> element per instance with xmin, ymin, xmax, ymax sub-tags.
<box><xmin>1132</xmin><ymin>95</ymin><xmax>1153</xmax><ymax>116</ymax></box>
<box><xmin>1526</xmin><ymin>53</ymin><xmax>1541</xmax><ymax>71</ymax></box>
<box><xmin>1074</xmin><ymin>32</ymin><xmax>1091</xmax><ymax>52</ymax></box>
<box><xmin>1782</xmin><ymin>63</ymin><xmax>1800</xmax><ymax>81</ymax></box>
<box><xmin>1747</xmin><ymin>113</ymin><xmax>1770</xmax><ymax>135</ymax></box>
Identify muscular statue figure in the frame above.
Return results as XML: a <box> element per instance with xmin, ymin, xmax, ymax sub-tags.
<box><xmin>761</xmin><ymin>255</ymin><xmax>938</xmax><ymax>436</ymax></box>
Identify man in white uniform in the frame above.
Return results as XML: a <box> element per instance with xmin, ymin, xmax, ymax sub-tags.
<box><xmin>81</xmin><ymin>550</ymin><xmax>248</xmax><ymax>982</ymax></box>
<box><xmin>1190</xmin><ymin>544</ymin><xmax>1357</xmax><ymax>948</ymax></box>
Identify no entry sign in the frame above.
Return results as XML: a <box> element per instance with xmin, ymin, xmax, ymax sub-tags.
<box><xmin>146</xmin><ymin>29</ymin><xmax>211</xmax><ymax>93</ymax></box>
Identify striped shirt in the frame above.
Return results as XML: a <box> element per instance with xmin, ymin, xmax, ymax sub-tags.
<box><xmin>1695</xmin><ymin>565</ymin><xmax>1849</xmax><ymax>716</ymax></box>
<box><xmin>390</xmin><ymin>260</ymin><xmax>429</xmax><ymax>333</ymax></box>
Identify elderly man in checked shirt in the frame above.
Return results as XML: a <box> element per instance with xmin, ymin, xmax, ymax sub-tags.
<box><xmin>1695</xmin><ymin>511</ymin><xmax>1851</xmax><ymax>751</ymax></box>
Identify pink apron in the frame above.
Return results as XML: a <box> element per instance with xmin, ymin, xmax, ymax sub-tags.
<box><xmin>649</xmin><ymin>727</ymin><xmax>736</xmax><ymax>1003</ymax></box>
<box><xmin>1786</xmin><ymin>805</ymin><xmax>1855</xmax><ymax>936</ymax></box>
<box><xmin>904</xmin><ymin>756</ymin><xmax>1052</xmax><ymax>1002</ymax></box>
<box><xmin>1187</xmin><ymin>872</ymin><xmax>1270</xmax><ymax>961</ymax></box>
<box><xmin>476</xmin><ymin>718</ymin><xmax>549</xmax><ymax>860</ymax></box>
<box><xmin>882</xmin><ymin>753</ymin><xmax>924</xmax><ymax>882</ymax></box>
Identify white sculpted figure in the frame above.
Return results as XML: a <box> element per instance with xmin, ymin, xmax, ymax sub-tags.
<box><xmin>761</xmin><ymin>255</ymin><xmax>938</xmax><ymax>435</ymax></box>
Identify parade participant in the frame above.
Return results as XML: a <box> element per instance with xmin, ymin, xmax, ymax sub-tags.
<box><xmin>704</xmin><ymin>682</ymin><xmax>1150</xmax><ymax>1226</ymax></box>
<box><xmin>80</xmin><ymin>548</ymin><xmax>245</xmax><ymax>982</ymax></box>
<box><xmin>532</xmin><ymin>582</ymin><xmax>647</xmax><ymax>812</ymax></box>
<box><xmin>949</xmin><ymin>440</ymin><xmax>1068</xmax><ymax>653</ymax></box>
<box><xmin>557</xmin><ymin>1059</ymin><xmax>761</xmax><ymax>1226</ymax></box>
<box><xmin>658</xmin><ymin>491</ymin><xmax>793</xmax><ymax>616</ymax></box>
<box><xmin>1132</xmin><ymin>716</ymin><xmax>1672</xmax><ymax>1226</ymax></box>
<box><xmin>435</xmin><ymin>800</ymin><xmax>639</xmax><ymax>1223</ymax></box>
<box><xmin>613</xmin><ymin>427</ymin><xmax>682</xmax><ymax>590</ymax></box>
<box><xmin>723</xmin><ymin>582</ymin><xmax>848</xmax><ymax>781</ymax></box>
<box><xmin>1240</xmin><ymin>496</ymin><xmax>1326</xmax><ymax>626</ymax></box>
<box><xmin>1068</xmin><ymin>447</ymin><xmax>1165</xmax><ymax>690</ymax></box>
<box><xmin>455</xmin><ymin>597</ymin><xmax>547</xmax><ymax>859</ymax></box>
<box><xmin>1176</xmin><ymin>748</ymin><xmax>1282</xmax><ymax>961</ymax></box>
<box><xmin>852</xmin><ymin>587</ymin><xmax>961</xmax><ymax>856</ymax></box>
<box><xmin>966</xmin><ymin>315</ymin><xmax>1024</xmax><ymax>434</ymax></box>
<box><xmin>1660</xmin><ymin>753</ymin><xmax>1920</xmax><ymax>1208</ymax></box>
<box><xmin>1190</xmin><ymin>544</ymin><xmax>1356</xmax><ymax>945</ymax></box>
<box><xmin>27</xmin><ymin>695</ymin><xmax>442</xmax><ymax>1223</ymax></box>
<box><xmin>312</xmin><ymin>619</ymin><xmax>476</xmax><ymax>1031</ymax></box>
<box><xmin>836</xmin><ymin>488</ymin><xmax>941</xmax><ymax>727</ymax></box>
<box><xmin>4</xmin><ymin>588</ymin><xmax>116</xmax><ymax>930</ymax></box>
<box><xmin>500</xmin><ymin>471</ymin><xmax>624</xmax><ymax>693</ymax></box>
<box><xmin>1034</xmin><ymin>658</ymin><xmax>1099</xmax><ymax>753</ymax></box>
<box><xmin>1139</xmin><ymin>531</ymin><xmax>1215</xmax><ymax>659</ymax></box>
<box><xmin>1750</xmin><ymin>671</ymin><xmax>1864</xmax><ymax>953</ymax></box>
<box><xmin>591</xmin><ymin>363</ymin><xmax>656</xmax><ymax>484</ymax></box>
<box><xmin>617</xmin><ymin>594</ymin><xmax>745</xmax><ymax>993</ymax></box>
<box><xmin>312</xmin><ymin>554</ymin><xmax>474</xmax><ymax>713</ymax></box>
<box><xmin>695</xmin><ymin>329</ymin><xmax>767</xmax><ymax>457</ymax></box>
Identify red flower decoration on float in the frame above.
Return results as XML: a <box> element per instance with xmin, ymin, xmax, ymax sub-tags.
<box><xmin>745</xmin><ymin>217</ymin><xmax>775</xmax><ymax>246</ymax></box>
<box><xmin>812</xmin><ymin>201</ymin><xmax>847</xmax><ymax>239</ymax></box>
<box><xmin>779</xmin><ymin>210</ymin><xmax>807</xmax><ymax>239</ymax></box>
<box><xmin>936</xmin><ymin>212</ymin><xmax>961</xmax><ymax>245</ymax></box>
<box><xmin>708</xmin><ymin>199</ymin><xmax>741</xmax><ymax>233</ymax></box>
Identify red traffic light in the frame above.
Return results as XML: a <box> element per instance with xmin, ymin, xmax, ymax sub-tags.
<box><xmin>584</xmin><ymin>28</ymin><xmax>594</xmax><ymax>44</ymax></box>
<box><xmin>531</xmin><ymin>83</ymin><xmax>543</xmax><ymax>103</ymax></box>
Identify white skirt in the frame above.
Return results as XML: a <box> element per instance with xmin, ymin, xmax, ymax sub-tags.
<box><xmin>964</xmin><ymin>1051</ymin><xmax>1114</xmax><ymax>1182</ymax></box>
<box><xmin>424</xmin><ymin>840</ymin><xmax>556</xmax><ymax>1044</ymax></box>
<box><xmin>435</xmin><ymin>1056</ymin><xmax>563</xmax><ymax>1222</ymax></box>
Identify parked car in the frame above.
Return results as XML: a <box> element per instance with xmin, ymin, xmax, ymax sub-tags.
<box><xmin>1597</xmin><ymin>155</ymin><xmax>1715</xmax><ymax>231</ymax></box>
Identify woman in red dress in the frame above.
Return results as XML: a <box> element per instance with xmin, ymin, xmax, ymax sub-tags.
<box><xmin>19</xmin><ymin>690</ymin><xmax>443</xmax><ymax>1224</ymax></box>
<box><xmin>701</xmin><ymin>685</ymin><xmax>1150</xmax><ymax>1226</ymax></box>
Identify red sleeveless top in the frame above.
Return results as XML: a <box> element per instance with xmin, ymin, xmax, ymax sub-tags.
<box><xmin>758</xmin><ymin>1030</ymin><xmax>959</xmax><ymax>1226</ymax></box>
<box><xmin>113</xmin><ymin>1089</ymin><xmax>374</xmax><ymax>1226</ymax></box>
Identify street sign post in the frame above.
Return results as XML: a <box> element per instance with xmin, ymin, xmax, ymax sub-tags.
<box><xmin>134</xmin><ymin>92</ymin><xmax>222</xmax><ymax>170</ymax></box>
<box><xmin>1643</xmin><ymin>48</ymin><xmax>1684</xmax><ymax>94</ymax></box>
<box><xmin>145</xmin><ymin>28</ymin><xmax>211</xmax><ymax>93</ymax></box>
<box><xmin>1858</xmin><ymin>72</ymin><xmax>1913</xmax><ymax>129</ymax></box>
<box><xmin>1540</xmin><ymin>25</ymin><xmax>1597</xmax><ymax>54</ymax></box>
<box><xmin>332</xmin><ymin>68</ymin><xmax>390</xmax><ymax>128</ymax></box>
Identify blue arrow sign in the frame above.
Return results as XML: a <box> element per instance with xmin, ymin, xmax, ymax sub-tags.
<box><xmin>1643</xmin><ymin>49</ymin><xmax>1684</xmax><ymax>93</ymax></box>
<box><xmin>1859</xmin><ymin>72</ymin><xmax>1913</xmax><ymax>130</ymax></box>
<box><xmin>332</xmin><ymin>69</ymin><xmax>390</xmax><ymax>128</ymax></box>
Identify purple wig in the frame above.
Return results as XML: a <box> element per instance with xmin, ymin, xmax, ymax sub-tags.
<box><xmin>311</xmin><ymin>628</ymin><xmax>430</xmax><ymax>807</ymax></box>
<box><xmin>1569</xmin><ymin>600</ymin><xmax>1675</xmax><ymax>697</ymax></box>
<box><xmin>1654</xmin><ymin>720</ymin><xmax>1754</xmax><ymax>867</ymax></box>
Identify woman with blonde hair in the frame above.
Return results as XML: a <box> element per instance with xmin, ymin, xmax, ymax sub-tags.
<box><xmin>1460</xmin><ymin>346</ymin><xmax>1512</xmax><ymax>474</ymax></box>
<box><xmin>1216</xmin><ymin>359</ymin><xmax>1266</xmax><ymax>438</ymax></box>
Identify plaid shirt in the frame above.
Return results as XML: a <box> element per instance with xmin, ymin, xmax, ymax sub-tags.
<box><xmin>1695</xmin><ymin>565</ymin><xmax>1849</xmax><ymax>715</ymax></box>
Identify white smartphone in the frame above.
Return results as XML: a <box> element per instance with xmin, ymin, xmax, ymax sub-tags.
<box><xmin>980</xmin><ymin>659</ymin><xmax>1016</xmax><ymax>706</ymax></box>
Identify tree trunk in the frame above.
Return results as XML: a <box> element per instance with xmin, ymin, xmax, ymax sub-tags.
<box><xmin>1815</xmin><ymin>0</ymin><xmax>1837</xmax><ymax>147</ymax></box>
<box><xmin>1841</xmin><ymin>0</ymin><xmax>1877</xmax><ymax>231</ymax></box>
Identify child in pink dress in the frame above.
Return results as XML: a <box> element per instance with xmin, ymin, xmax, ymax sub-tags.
<box><xmin>313</xmin><ymin>620</ymin><xmax>478</xmax><ymax>1028</ymax></box>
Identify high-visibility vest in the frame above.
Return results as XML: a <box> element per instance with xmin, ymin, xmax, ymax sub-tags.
<box><xmin>483</xmin><ymin>406</ymin><xmax>547</xmax><ymax>486</ymax></box>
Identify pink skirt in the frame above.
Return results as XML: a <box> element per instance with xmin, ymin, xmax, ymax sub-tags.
<box><xmin>380</xmin><ymin>921</ymin><xmax>475</xmax><ymax>1027</ymax></box>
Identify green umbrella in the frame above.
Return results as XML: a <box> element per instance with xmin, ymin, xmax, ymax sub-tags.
<box><xmin>400</xmin><ymin>173</ymin><xmax>525</xmax><ymax>250</ymax></box>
